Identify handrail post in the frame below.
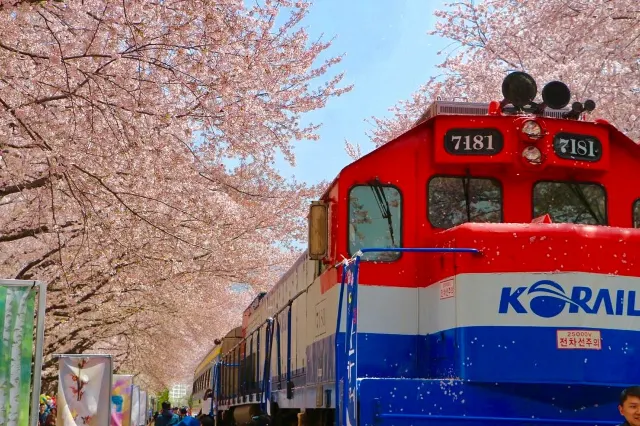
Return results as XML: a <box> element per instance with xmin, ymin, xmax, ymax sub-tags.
<box><xmin>334</xmin><ymin>263</ymin><xmax>349</xmax><ymax>426</ymax></box>
<box><xmin>260</xmin><ymin>318</ymin><xmax>275</xmax><ymax>413</ymax></box>
<box><xmin>286</xmin><ymin>303</ymin><xmax>293</xmax><ymax>399</ymax></box>
<box><xmin>276</xmin><ymin>318</ymin><xmax>282</xmax><ymax>388</ymax></box>
<box><xmin>257</xmin><ymin>326</ymin><xmax>261</xmax><ymax>396</ymax></box>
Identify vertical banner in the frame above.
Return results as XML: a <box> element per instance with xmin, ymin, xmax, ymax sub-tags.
<box><xmin>0</xmin><ymin>283</ymin><xmax>37</xmax><ymax>426</ymax></box>
<box><xmin>138</xmin><ymin>391</ymin><xmax>147</xmax><ymax>426</ymax></box>
<box><xmin>57</xmin><ymin>355</ymin><xmax>113</xmax><ymax>426</ymax></box>
<box><xmin>130</xmin><ymin>386</ymin><xmax>139</xmax><ymax>426</ymax></box>
<box><xmin>111</xmin><ymin>375</ymin><xmax>133</xmax><ymax>426</ymax></box>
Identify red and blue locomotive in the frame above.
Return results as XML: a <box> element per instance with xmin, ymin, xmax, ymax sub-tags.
<box><xmin>200</xmin><ymin>72</ymin><xmax>640</xmax><ymax>426</ymax></box>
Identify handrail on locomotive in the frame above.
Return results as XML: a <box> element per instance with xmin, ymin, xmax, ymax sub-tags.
<box><xmin>333</xmin><ymin>247</ymin><xmax>482</xmax><ymax>426</ymax></box>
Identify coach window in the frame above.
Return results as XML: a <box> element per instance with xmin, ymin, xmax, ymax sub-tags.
<box><xmin>533</xmin><ymin>181</ymin><xmax>606</xmax><ymax>225</ymax></box>
<box><xmin>633</xmin><ymin>200</ymin><xmax>640</xmax><ymax>228</ymax></box>
<box><xmin>428</xmin><ymin>176</ymin><xmax>502</xmax><ymax>228</ymax></box>
<box><xmin>348</xmin><ymin>184</ymin><xmax>402</xmax><ymax>261</ymax></box>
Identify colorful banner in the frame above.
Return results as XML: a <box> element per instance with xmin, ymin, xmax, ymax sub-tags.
<box><xmin>57</xmin><ymin>355</ymin><xmax>112</xmax><ymax>426</ymax></box>
<box><xmin>0</xmin><ymin>285</ymin><xmax>36</xmax><ymax>426</ymax></box>
<box><xmin>111</xmin><ymin>375</ymin><xmax>133</xmax><ymax>426</ymax></box>
<box><xmin>131</xmin><ymin>386</ymin><xmax>139</xmax><ymax>426</ymax></box>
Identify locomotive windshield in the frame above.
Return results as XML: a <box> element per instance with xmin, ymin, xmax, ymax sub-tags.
<box><xmin>428</xmin><ymin>176</ymin><xmax>502</xmax><ymax>228</ymax></box>
<box><xmin>348</xmin><ymin>184</ymin><xmax>402</xmax><ymax>261</ymax></box>
<box><xmin>533</xmin><ymin>181</ymin><xmax>606</xmax><ymax>225</ymax></box>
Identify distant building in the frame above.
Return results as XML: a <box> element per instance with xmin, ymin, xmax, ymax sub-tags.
<box><xmin>169</xmin><ymin>383</ymin><xmax>188</xmax><ymax>406</ymax></box>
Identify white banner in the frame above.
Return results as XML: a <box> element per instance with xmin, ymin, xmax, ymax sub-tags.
<box><xmin>57</xmin><ymin>355</ymin><xmax>112</xmax><ymax>426</ymax></box>
<box><xmin>138</xmin><ymin>391</ymin><xmax>147</xmax><ymax>426</ymax></box>
<box><xmin>131</xmin><ymin>386</ymin><xmax>139</xmax><ymax>426</ymax></box>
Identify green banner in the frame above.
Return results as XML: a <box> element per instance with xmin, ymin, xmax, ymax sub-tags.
<box><xmin>0</xmin><ymin>285</ymin><xmax>36</xmax><ymax>426</ymax></box>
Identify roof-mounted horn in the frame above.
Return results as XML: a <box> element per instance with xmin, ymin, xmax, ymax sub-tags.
<box><xmin>541</xmin><ymin>81</ymin><xmax>571</xmax><ymax>110</ymax></box>
<box><xmin>501</xmin><ymin>71</ymin><xmax>537</xmax><ymax>111</ymax></box>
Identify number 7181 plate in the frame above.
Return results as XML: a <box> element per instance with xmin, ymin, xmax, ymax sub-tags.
<box><xmin>444</xmin><ymin>128</ymin><xmax>504</xmax><ymax>156</ymax></box>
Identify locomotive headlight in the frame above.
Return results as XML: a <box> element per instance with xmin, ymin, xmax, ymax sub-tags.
<box><xmin>522</xmin><ymin>146</ymin><xmax>542</xmax><ymax>163</ymax></box>
<box><xmin>522</xmin><ymin>120</ymin><xmax>543</xmax><ymax>139</ymax></box>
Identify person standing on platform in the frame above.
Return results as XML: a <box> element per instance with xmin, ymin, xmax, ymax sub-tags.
<box><xmin>155</xmin><ymin>402</ymin><xmax>180</xmax><ymax>426</ymax></box>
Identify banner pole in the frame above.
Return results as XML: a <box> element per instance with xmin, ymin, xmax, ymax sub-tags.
<box><xmin>129</xmin><ymin>382</ymin><xmax>133</xmax><ymax>426</ymax></box>
<box><xmin>108</xmin><ymin>358</ymin><xmax>113</xmax><ymax>426</ymax></box>
<box><xmin>0</xmin><ymin>279</ymin><xmax>43</xmax><ymax>287</ymax></box>
<box><xmin>30</xmin><ymin>281</ymin><xmax>46</xmax><ymax>426</ymax></box>
<box><xmin>54</xmin><ymin>353</ymin><xmax>113</xmax><ymax>358</ymax></box>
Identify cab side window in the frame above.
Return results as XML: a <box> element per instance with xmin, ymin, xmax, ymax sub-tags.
<box><xmin>348</xmin><ymin>184</ymin><xmax>402</xmax><ymax>261</ymax></box>
<box><xmin>634</xmin><ymin>200</ymin><xmax>640</xmax><ymax>228</ymax></box>
<box><xmin>428</xmin><ymin>176</ymin><xmax>502</xmax><ymax>228</ymax></box>
<box><xmin>533</xmin><ymin>181</ymin><xmax>606</xmax><ymax>225</ymax></box>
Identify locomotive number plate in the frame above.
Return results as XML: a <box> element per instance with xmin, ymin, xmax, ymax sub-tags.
<box><xmin>444</xmin><ymin>128</ymin><xmax>504</xmax><ymax>155</ymax></box>
<box><xmin>553</xmin><ymin>133</ymin><xmax>602</xmax><ymax>162</ymax></box>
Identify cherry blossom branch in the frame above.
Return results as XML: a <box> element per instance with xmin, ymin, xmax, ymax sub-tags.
<box><xmin>71</xmin><ymin>163</ymin><xmax>206</xmax><ymax>249</ymax></box>
<box><xmin>0</xmin><ymin>221</ymin><xmax>77</xmax><ymax>243</ymax></box>
<box><xmin>14</xmin><ymin>239</ymin><xmax>73</xmax><ymax>280</ymax></box>
<box><xmin>0</xmin><ymin>175</ymin><xmax>54</xmax><ymax>197</ymax></box>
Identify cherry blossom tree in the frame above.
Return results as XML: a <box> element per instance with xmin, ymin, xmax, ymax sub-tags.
<box><xmin>351</xmin><ymin>0</ymin><xmax>640</xmax><ymax>156</ymax></box>
<box><xmin>0</xmin><ymin>0</ymin><xmax>350</xmax><ymax>391</ymax></box>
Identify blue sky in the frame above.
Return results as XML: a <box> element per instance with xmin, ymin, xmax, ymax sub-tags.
<box><xmin>275</xmin><ymin>0</ymin><xmax>450</xmax><ymax>185</ymax></box>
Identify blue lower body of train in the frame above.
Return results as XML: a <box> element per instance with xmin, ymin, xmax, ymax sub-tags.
<box><xmin>213</xmin><ymin>250</ymin><xmax>637</xmax><ymax>426</ymax></box>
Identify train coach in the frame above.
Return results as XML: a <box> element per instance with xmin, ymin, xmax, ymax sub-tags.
<box><xmin>198</xmin><ymin>72</ymin><xmax>640</xmax><ymax>426</ymax></box>
<box><xmin>192</xmin><ymin>326</ymin><xmax>243</xmax><ymax>415</ymax></box>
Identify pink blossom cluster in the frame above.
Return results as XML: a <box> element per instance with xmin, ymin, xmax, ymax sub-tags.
<box><xmin>0</xmin><ymin>0</ymin><xmax>350</xmax><ymax>391</ymax></box>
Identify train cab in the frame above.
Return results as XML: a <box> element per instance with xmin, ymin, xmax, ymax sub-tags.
<box><xmin>310</xmin><ymin>72</ymin><xmax>640</xmax><ymax>285</ymax></box>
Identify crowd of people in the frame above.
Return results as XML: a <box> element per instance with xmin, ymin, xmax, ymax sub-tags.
<box><xmin>38</xmin><ymin>394</ymin><xmax>57</xmax><ymax>426</ymax></box>
<box><xmin>150</xmin><ymin>402</ymin><xmax>213</xmax><ymax>426</ymax></box>
<box><xmin>36</xmin><ymin>391</ymin><xmax>209</xmax><ymax>426</ymax></box>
